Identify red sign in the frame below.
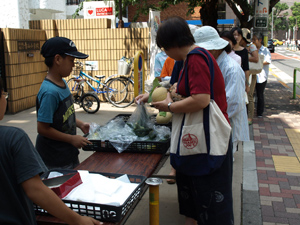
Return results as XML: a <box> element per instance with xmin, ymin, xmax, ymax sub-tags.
<box><xmin>96</xmin><ymin>7</ymin><xmax>113</xmax><ymax>16</ymax></box>
<box><xmin>182</xmin><ymin>134</ymin><xmax>198</xmax><ymax>149</ymax></box>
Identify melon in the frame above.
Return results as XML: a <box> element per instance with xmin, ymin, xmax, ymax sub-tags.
<box><xmin>152</xmin><ymin>87</ymin><xmax>168</xmax><ymax>102</ymax></box>
<box><xmin>156</xmin><ymin>112</ymin><xmax>172</xmax><ymax>124</ymax></box>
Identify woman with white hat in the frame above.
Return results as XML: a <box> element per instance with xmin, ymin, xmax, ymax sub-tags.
<box><xmin>194</xmin><ymin>26</ymin><xmax>249</xmax><ymax>161</ymax></box>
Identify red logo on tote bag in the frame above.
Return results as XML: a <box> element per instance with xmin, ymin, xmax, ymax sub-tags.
<box><xmin>182</xmin><ymin>134</ymin><xmax>198</xmax><ymax>149</ymax></box>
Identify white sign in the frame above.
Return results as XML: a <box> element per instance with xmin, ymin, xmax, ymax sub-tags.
<box><xmin>255</xmin><ymin>0</ymin><xmax>269</xmax><ymax>16</ymax></box>
<box><xmin>85</xmin><ymin>61</ymin><xmax>98</xmax><ymax>71</ymax></box>
<box><xmin>83</xmin><ymin>1</ymin><xmax>116</xmax><ymax>28</ymax></box>
<box><xmin>254</xmin><ymin>0</ymin><xmax>269</xmax><ymax>29</ymax></box>
<box><xmin>148</xmin><ymin>9</ymin><xmax>161</xmax><ymax>81</ymax></box>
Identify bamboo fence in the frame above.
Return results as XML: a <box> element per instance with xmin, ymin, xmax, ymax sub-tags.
<box><xmin>1</xmin><ymin>18</ymin><xmax>150</xmax><ymax>113</ymax></box>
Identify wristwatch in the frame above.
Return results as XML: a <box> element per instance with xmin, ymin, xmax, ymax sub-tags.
<box><xmin>168</xmin><ymin>102</ymin><xmax>173</xmax><ymax>113</ymax></box>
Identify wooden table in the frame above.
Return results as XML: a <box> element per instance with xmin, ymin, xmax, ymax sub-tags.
<box><xmin>36</xmin><ymin>151</ymin><xmax>167</xmax><ymax>225</ymax></box>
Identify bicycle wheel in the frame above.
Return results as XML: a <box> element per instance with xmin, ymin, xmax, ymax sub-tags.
<box><xmin>107</xmin><ymin>78</ymin><xmax>134</xmax><ymax>108</ymax></box>
<box><xmin>81</xmin><ymin>93</ymin><xmax>100</xmax><ymax>114</ymax></box>
<box><xmin>67</xmin><ymin>78</ymin><xmax>84</xmax><ymax>106</ymax></box>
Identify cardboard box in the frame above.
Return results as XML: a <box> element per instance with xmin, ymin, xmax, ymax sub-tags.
<box><xmin>42</xmin><ymin>172</ymin><xmax>82</xmax><ymax>199</ymax></box>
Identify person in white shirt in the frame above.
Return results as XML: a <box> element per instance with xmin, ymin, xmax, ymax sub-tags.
<box><xmin>194</xmin><ymin>26</ymin><xmax>249</xmax><ymax>158</ymax></box>
<box><xmin>252</xmin><ymin>32</ymin><xmax>272</xmax><ymax>117</ymax></box>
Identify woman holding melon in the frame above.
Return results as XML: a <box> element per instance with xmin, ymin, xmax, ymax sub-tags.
<box><xmin>135</xmin><ymin>16</ymin><xmax>233</xmax><ymax>225</ymax></box>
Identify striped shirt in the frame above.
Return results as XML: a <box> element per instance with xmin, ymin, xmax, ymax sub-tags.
<box><xmin>217</xmin><ymin>51</ymin><xmax>249</xmax><ymax>142</ymax></box>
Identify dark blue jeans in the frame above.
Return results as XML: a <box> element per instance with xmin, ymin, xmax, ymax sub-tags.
<box><xmin>255</xmin><ymin>80</ymin><xmax>267</xmax><ymax>116</ymax></box>
<box><xmin>176</xmin><ymin>138</ymin><xmax>234</xmax><ymax>225</ymax></box>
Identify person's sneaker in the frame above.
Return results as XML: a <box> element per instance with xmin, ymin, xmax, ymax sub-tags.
<box><xmin>257</xmin><ymin>115</ymin><xmax>263</xmax><ymax>118</ymax></box>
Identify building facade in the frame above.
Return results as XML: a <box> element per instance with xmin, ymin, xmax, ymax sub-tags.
<box><xmin>0</xmin><ymin>0</ymin><xmax>236</xmax><ymax>29</ymax></box>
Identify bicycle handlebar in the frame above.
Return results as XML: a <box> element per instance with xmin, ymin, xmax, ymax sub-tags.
<box><xmin>75</xmin><ymin>61</ymin><xmax>92</xmax><ymax>67</ymax></box>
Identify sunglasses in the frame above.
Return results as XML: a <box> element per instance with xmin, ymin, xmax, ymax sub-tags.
<box><xmin>2</xmin><ymin>92</ymin><xmax>8</xmax><ymax>100</ymax></box>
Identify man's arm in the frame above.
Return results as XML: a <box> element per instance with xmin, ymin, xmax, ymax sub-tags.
<box><xmin>22</xmin><ymin>175</ymin><xmax>101</xmax><ymax>225</ymax></box>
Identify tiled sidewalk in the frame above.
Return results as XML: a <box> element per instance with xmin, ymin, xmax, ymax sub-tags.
<box><xmin>252</xmin><ymin>78</ymin><xmax>300</xmax><ymax>225</ymax></box>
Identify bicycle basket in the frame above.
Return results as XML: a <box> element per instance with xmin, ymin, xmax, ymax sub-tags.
<box><xmin>118</xmin><ymin>60</ymin><xmax>131</xmax><ymax>75</ymax></box>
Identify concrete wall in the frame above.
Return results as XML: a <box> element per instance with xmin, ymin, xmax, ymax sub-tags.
<box><xmin>1</xmin><ymin>0</ymin><xmax>66</xmax><ymax>29</ymax></box>
<box><xmin>0</xmin><ymin>0</ymin><xmax>30</xmax><ymax>29</ymax></box>
<box><xmin>29</xmin><ymin>0</ymin><xmax>65</xmax><ymax>12</ymax></box>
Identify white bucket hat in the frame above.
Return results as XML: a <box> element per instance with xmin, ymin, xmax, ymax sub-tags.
<box><xmin>194</xmin><ymin>26</ymin><xmax>229</xmax><ymax>50</ymax></box>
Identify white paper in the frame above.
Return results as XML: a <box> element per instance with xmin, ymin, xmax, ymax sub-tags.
<box><xmin>63</xmin><ymin>171</ymin><xmax>138</xmax><ymax>206</ymax></box>
<box><xmin>48</xmin><ymin>171</ymin><xmax>64</xmax><ymax>179</ymax></box>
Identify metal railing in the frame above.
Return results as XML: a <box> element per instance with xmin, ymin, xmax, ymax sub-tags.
<box><xmin>66</xmin><ymin>0</ymin><xmax>84</xmax><ymax>5</ymax></box>
<box><xmin>293</xmin><ymin>68</ymin><xmax>300</xmax><ymax>99</ymax></box>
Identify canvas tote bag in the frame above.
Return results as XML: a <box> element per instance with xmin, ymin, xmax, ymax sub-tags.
<box><xmin>248</xmin><ymin>54</ymin><xmax>264</xmax><ymax>74</ymax></box>
<box><xmin>170</xmin><ymin>48</ymin><xmax>231</xmax><ymax>176</ymax></box>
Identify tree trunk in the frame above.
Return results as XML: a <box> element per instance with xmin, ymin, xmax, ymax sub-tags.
<box><xmin>118</xmin><ymin>0</ymin><xmax>124</xmax><ymax>28</ymax></box>
<box><xmin>240</xmin><ymin>17</ymin><xmax>254</xmax><ymax>29</ymax></box>
<box><xmin>200</xmin><ymin>1</ymin><xmax>219</xmax><ymax>30</ymax></box>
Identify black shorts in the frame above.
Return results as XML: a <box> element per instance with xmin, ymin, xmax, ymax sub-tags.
<box><xmin>176</xmin><ymin>143</ymin><xmax>234</xmax><ymax>225</ymax></box>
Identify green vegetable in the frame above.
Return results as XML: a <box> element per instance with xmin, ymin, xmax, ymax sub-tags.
<box><xmin>148</xmin><ymin>130</ymin><xmax>157</xmax><ymax>140</ymax></box>
<box><xmin>134</xmin><ymin>128</ymin><xmax>152</xmax><ymax>137</ymax></box>
<box><xmin>159</xmin><ymin>111</ymin><xmax>167</xmax><ymax>117</ymax></box>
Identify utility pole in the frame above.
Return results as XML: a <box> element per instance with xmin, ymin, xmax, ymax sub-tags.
<box><xmin>254</xmin><ymin>0</ymin><xmax>269</xmax><ymax>46</ymax></box>
<box><xmin>271</xmin><ymin>7</ymin><xmax>274</xmax><ymax>39</ymax></box>
<box><xmin>295</xmin><ymin>17</ymin><xmax>298</xmax><ymax>50</ymax></box>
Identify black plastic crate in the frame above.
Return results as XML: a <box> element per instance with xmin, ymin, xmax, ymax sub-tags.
<box><xmin>34</xmin><ymin>170</ymin><xmax>146</xmax><ymax>223</ymax></box>
<box><xmin>114</xmin><ymin>113</ymin><xmax>172</xmax><ymax>128</ymax></box>
<box><xmin>83</xmin><ymin>114</ymin><xmax>171</xmax><ymax>154</ymax></box>
<box><xmin>83</xmin><ymin>139</ymin><xmax>170</xmax><ymax>154</ymax></box>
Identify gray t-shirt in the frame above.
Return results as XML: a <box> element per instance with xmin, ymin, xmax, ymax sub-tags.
<box><xmin>0</xmin><ymin>126</ymin><xmax>47</xmax><ymax>225</ymax></box>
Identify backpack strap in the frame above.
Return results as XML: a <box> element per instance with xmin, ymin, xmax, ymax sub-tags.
<box><xmin>177</xmin><ymin>47</ymin><xmax>215</xmax><ymax>98</ymax></box>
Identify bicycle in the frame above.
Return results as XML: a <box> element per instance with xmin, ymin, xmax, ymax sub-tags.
<box><xmin>69</xmin><ymin>78</ymin><xmax>100</xmax><ymax>114</ymax></box>
<box><xmin>67</xmin><ymin>61</ymin><xmax>133</xmax><ymax>110</ymax></box>
<box><xmin>106</xmin><ymin>57</ymin><xmax>135</xmax><ymax>108</ymax></box>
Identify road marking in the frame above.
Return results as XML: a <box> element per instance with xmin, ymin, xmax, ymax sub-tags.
<box><xmin>285</xmin><ymin>129</ymin><xmax>300</xmax><ymax>159</ymax></box>
<box><xmin>269</xmin><ymin>65</ymin><xmax>300</xmax><ymax>98</ymax></box>
<box><xmin>273</xmin><ymin>129</ymin><xmax>300</xmax><ymax>174</ymax></box>
<box><xmin>274</xmin><ymin>51</ymin><xmax>300</xmax><ymax>61</ymax></box>
<box><xmin>272</xmin><ymin>155</ymin><xmax>300</xmax><ymax>173</ymax></box>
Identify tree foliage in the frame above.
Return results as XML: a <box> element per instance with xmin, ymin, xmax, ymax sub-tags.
<box><xmin>141</xmin><ymin>0</ymin><xmax>281</xmax><ymax>29</ymax></box>
<box><xmin>268</xmin><ymin>2</ymin><xmax>289</xmax><ymax>34</ymax></box>
<box><xmin>222</xmin><ymin>0</ymin><xmax>279</xmax><ymax>28</ymax></box>
<box><xmin>290</xmin><ymin>2</ymin><xmax>300</xmax><ymax>28</ymax></box>
<box><xmin>72</xmin><ymin>0</ymin><xmax>283</xmax><ymax>29</ymax></box>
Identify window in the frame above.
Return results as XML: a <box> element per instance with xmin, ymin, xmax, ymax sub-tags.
<box><xmin>217</xmin><ymin>3</ymin><xmax>226</xmax><ymax>19</ymax></box>
<box><xmin>66</xmin><ymin>0</ymin><xmax>85</xmax><ymax>5</ymax></box>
